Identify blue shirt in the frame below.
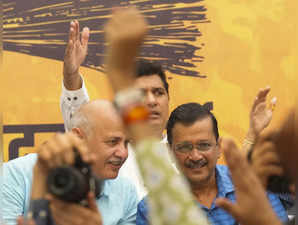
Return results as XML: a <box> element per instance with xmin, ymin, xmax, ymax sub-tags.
<box><xmin>3</xmin><ymin>154</ymin><xmax>138</xmax><ymax>225</ymax></box>
<box><xmin>137</xmin><ymin>165</ymin><xmax>289</xmax><ymax>225</ymax></box>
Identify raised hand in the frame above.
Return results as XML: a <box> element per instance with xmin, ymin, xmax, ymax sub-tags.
<box><xmin>63</xmin><ymin>20</ymin><xmax>90</xmax><ymax>90</ymax></box>
<box><xmin>104</xmin><ymin>7</ymin><xmax>148</xmax><ymax>91</ymax></box>
<box><xmin>247</xmin><ymin>86</ymin><xmax>276</xmax><ymax>141</ymax></box>
<box><xmin>216</xmin><ymin>138</ymin><xmax>282</xmax><ymax>225</ymax></box>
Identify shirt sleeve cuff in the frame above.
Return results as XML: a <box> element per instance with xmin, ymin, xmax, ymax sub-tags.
<box><xmin>61</xmin><ymin>76</ymin><xmax>90</xmax><ymax>107</ymax></box>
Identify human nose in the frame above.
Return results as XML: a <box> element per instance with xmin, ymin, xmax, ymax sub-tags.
<box><xmin>189</xmin><ymin>148</ymin><xmax>204</xmax><ymax>161</ymax></box>
<box><xmin>145</xmin><ymin>92</ymin><xmax>157</xmax><ymax>107</ymax></box>
<box><xmin>114</xmin><ymin>143</ymin><xmax>128</xmax><ymax>159</ymax></box>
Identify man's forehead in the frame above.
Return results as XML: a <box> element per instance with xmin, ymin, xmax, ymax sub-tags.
<box><xmin>172</xmin><ymin>118</ymin><xmax>215</xmax><ymax>142</ymax></box>
<box><xmin>134</xmin><ymin>74</ymin><xmax>165</xmax><ymax>89</ymax></box>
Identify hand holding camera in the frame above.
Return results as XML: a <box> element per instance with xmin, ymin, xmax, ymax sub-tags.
<box><xmin>31</xmin><ymin>132</ymin><xmax>103</xmax><ymax>225</ymax></box>
<box><xmin>32</xmin><ymin>132</ymin><xmax>92</xmax><ymax>199</ymax></box>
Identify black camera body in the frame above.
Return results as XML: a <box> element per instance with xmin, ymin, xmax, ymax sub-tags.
<box><xmin>47</xmin><ymin>150</ymin><xmax>102</xmax><ymax>206</ymax></box>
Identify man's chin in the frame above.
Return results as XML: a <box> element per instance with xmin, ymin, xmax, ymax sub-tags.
<box><xmin>103</xmin><ymin>172</ymin><xmax>119</xmax><ymax>180</ymax></box>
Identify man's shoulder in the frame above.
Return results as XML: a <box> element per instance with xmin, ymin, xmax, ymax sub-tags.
<box><xmin>3</xmin><ymin>154</ymin><xmax>37</xmax><ymax>175</ymax></box>
<box><xmin>104</xmin><ymin>176</ymin><xmax>137</xmax><ymax>196</ymax></box>
<box><xmin>215</xmin><ymin>164</ymin><xmax>231</xmax><ymax>179</ymax></box>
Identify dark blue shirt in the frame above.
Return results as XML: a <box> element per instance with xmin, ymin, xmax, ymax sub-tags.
<box><xmin>136</xmin><ymin>165</ymin><xmax>289</xmax><ymax>225</ymax></box>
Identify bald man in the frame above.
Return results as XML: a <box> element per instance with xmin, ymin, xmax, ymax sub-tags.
<box><xmin>2</xmin><ymin>100</ymin><xmax>138</xmax><ymax>225</ymax></box>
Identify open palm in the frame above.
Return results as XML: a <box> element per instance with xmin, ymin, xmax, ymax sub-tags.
<box><xmin>63</xmin><ymin>20</ymin><xmax>89</xmax><ymax>77</ymax></box>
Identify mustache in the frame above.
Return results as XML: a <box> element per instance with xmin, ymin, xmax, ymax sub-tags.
<box><xmin>185</xmin><ymin>159</ymin><xmax>207</xmax><ymax>169</ymax></box>
<box><xmin>107</xmin><ymin>157</ymin><xmax>126</xmax><ymax>166</ymax></box>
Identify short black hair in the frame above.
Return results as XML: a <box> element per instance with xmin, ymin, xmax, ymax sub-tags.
<box><xmin>167</xmin><ymin>103</ymin><xmax>219</xmax><ymax>146</ymax></box>
<box><xmin>136</xmin><ymin>59</ymin><xmax>169</xmax><ymax>94</ymax></box>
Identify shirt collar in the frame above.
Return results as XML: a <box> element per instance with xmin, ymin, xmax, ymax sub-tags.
<box><xmin>215</xmin><ymin>165</ymin><xmax>234</xmax><ymax>197</ymax></box>
<box><xmin>98</xmin><ymin>180</ymin><xmax>110</xmax><ymax>198</ymax></box>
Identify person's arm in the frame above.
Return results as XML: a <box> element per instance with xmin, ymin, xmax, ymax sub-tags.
<box><xmin>2</xmin><ymin>162</ymin><xmax>27</xmax><ymax>225</ymax></box>
<box><xmin>243</xmin><ymin>86</ymin><xmax>276</xmax><ymax>152</ymax></box>
<box><xmin>216</xmin><ymin>138</ymin><xmax>283</xmax><ymax>225</ymax></box>
<box><xmin>104</xmin><ymin>7</ymin><xmax>209</xmax><ymax>225</ymax></box>
<box><xmin>60</xmin><ymin>20</ymin><xmax>90</xmax><ymax>131</ymax></box>
<box><xmin>60</xmin><ymin>77</ymin><xmax>89</xmax><ymax>131</ymax></box>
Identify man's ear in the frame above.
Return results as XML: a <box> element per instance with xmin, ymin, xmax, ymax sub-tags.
<box><xmin>71</xmin><ymin>127</ymin><xmax>84</xmax><ymax>139</ymax></box>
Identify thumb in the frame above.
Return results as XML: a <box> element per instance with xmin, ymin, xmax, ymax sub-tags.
<box><xmin>88</xmin><ymin>191</ymin><xmax>98</xmax><ymax>211</ymax></box>
<box><xmin>269</xmin><ymin>97</ymin><xmax>277</xmax><ymax>112</ymax></box>
<box><xmin>216</xmin><ymin>198</ymin><xmax>239</xmax><ymax>219</ymax></box>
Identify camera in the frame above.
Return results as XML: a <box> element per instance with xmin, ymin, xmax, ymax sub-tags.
<box><xmin>47</xmin><ymin>149</ymin><xmax>102</xmax><ymax>206</ymax></box>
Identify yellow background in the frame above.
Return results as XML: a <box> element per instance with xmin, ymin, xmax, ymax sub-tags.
<box><xmin>1</xmin><ymin>0</ymin><xmax>298</xmax><ymax>162</ymax></box>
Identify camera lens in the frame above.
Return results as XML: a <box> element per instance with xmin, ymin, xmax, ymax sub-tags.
<box><xmin>47</xmin><ymin>166</ymin><xmax>89</xmax><ymax>203</ymax></box>
<box><xmin>54</xmin><ymin>173</ymin><xmax>71</xmax><ymax>188</ymax></box>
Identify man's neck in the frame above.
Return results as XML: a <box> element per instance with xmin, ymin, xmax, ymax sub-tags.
<box><xmin>151</xmin><ymin>124</ymin><xmax>164</xmax><ymax>141</ymax></box>
<box><xmin>191</xmin><ymin>172</ymin><xmax>218</xmax><ymax>209</ymax></box>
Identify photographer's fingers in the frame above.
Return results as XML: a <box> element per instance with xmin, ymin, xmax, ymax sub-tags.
<box><xmin>55</xmin><ymin>132</ymin><xmax>75</xmax><ymax>165</ymax></box>
<box><xmin>50</xmin><ymin>194</ymin><xmax>100</xmax><ymax>225</ymax></box>
<box><xmin>37</xmin><ymin>140</ymin><xmax>56</xmax><ymax>169</ymax></box>
<box><xmin>67</xmin><ymin>132</ymin><xmax>93</xmax><ymax>163</ymax></box>
<box><xmin>87</xmin><ymin>192</ymin><xmax>99</xmax><ymax>212</ymax></box>
<box><xmin>216</xmin><ymin>198</ymin><xmax>240</xmax><ymax>222</ymax></box>
<box><xmin>17</xmin><ymin>216</ymin><xmax>36</xmax><ymax>225</ymax></box>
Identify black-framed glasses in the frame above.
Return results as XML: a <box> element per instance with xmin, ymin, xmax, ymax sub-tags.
<box><xmin>174</xmin><ymin>142</ymin><xmax>216</xmax><ymax>153</ymax></box>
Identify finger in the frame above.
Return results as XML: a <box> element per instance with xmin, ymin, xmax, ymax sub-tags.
<box><xmin>268</xmin><ymin>97</ymin><xmax>277</xmax><ymax>112</ymax></box>
<box><xmin>17</xmin><ymin>216</ymin><xmax>25</xmax><ymax>225</ymax></box>
<box><xmin>257</xmin><ymin>86</ymin><xmax>271</xmax><ymax>100</ymax></box>
<box><xmin>253</xmin><ymin>141</ymin><xmax>277</xmax><ymax>158</ymax></box>
<box><xmin>17</xmin><ymin>216</ymin><xmax>36</xmax><ymax>225</ymax></box>
<box><xmin>87</xmin><ymin>191</ymin><xmax>99</xmax><ymax>212</ymax></box>
<box><xmin>55</xmin><ymin>132</ymin><xmax>75</xmax><ymax>165</ymax></box>
<box><xmin>37</xmin><ymin>140</ymin><xmax>55</xmax><ymax>168</ymax></box>
<box><xmin>260</xmin><ymin>151</ymin><xmax>282</xmax><ymax>166</ymax></box>
<box><xmin>221</xmin><ymin>138</ymin><xmax>247</xmax><ymax>172</ymax></box>
<box><xmin>69</xmin><ymin>21</ymin><xmax>76</xmax><ymax>43</ymax></box>
<box><xmin>221</xmin><ymin>138</ymin><xmax>253</xmax><ymax>189</ymax></box>
<box><xmin>51</xmin><ymin>203</ymin><xmax>81</xmax><ymax>225</ymax></box>
<box><xmin>81</xmin><ymin>27</ymin><xmax>89</xmax><ymax>54</ymax></box>
<box><xmin>46</xmin><ymin>135</ymin><xmax>65</xmax><ymax>167</ymax></box>
<box><xmin>216</xmin><ymin>198</ymin><xmax>240</xmax><ymax>220</ymax></box>
<box><xmin>67</xmin><ymin>132</ymin><xmax>91</xmax><ymax>163</ymax></box>
<box><xmin>75</xmin><ymin>20</ymin><xmax>80</xmax><ymax>42</ymax></box>
<box><xmin>64</xmin><ymin>39</ymin><xmax>74</xmax><ymax>59</ymax></box>
<box><xmin>251</xmin><ymin>91</ymin><xmax>266</xmax><ymax>113</ymax></box>
<box><xmin>50</xmin><ymin>194</ymin><xmax>91</xmax><ymax>218</ymax></box>
<box><xmin>252</xmin><ymin>87</ymin><xmax>271</xmax><ymax>111</ymax></box>
<box><xmin>259</xmin><ymin>166</ymin><xmax>284</xmax><ymax>179</ymax></box>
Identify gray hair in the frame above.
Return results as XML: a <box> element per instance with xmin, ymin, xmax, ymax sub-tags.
<box><xmin>69</xmin><ymin>109</ymin><xmax>93</xmax><ymax>137</ymax></box>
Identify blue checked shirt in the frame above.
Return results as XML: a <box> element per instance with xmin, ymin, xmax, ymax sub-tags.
<box><xmin>136</xmin><ymin>165</ymin><xmax>289</xmax><ymax>225</ymax></box>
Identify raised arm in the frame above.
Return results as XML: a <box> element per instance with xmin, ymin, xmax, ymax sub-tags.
<box><xmin>103</xmin><ymin>7</ymin><xmax>209</xmax><ymax>225</ymax></box>
<box><xmin>60</xmin><ymin>20</ymin><xmax>90</xmax><ymax>131</ymax></box>
<box><xmin>243</xmin><ymin>86</ymin><xmax>276</xmax><ymax>152</ymax></box>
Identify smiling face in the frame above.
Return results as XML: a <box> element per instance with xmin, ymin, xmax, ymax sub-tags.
<box><xmin>134</xmin><ymin>74</ymin><xmax>169</xmax><ymax>137</ymax></box>
<box><xmin>76</xmin><ymin>100</ymin><xmax>129</xmax><ymax>180</ymax></box>
<box><xmin>171</xmin><ymin>116</ymin><xmax>220</xmax><ymax>187</ymax></box>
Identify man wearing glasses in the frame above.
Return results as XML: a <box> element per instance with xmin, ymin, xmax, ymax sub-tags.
<box><xmin>137</xmin><ymin>102</ymin><xmax>288</xmax><ymax>225</ymax></box>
